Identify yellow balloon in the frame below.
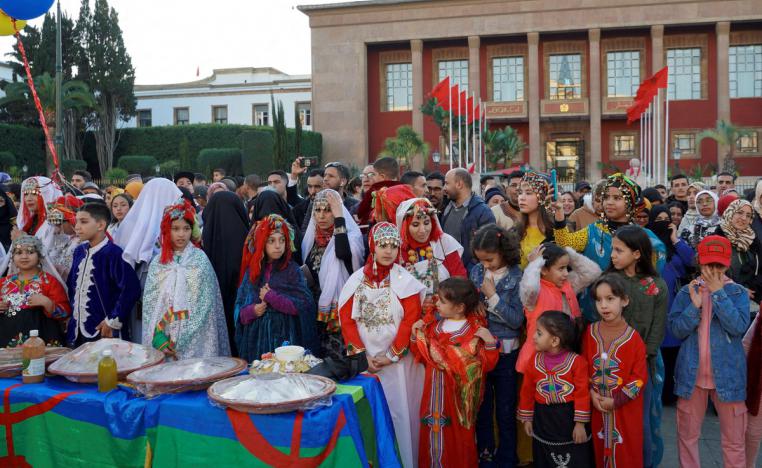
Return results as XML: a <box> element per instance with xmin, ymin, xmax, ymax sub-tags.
<box><xmin>0</xmin><ymin>10</ymin><xmax>26</xmax><ymax>36</ymax></box>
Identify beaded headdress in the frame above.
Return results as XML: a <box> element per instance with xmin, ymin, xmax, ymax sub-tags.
<box><xmin>404</xmin><ymin>200</ymin><xmax>437</xmax><ymax>220</ymax></box>
<box><xmin>520</xmin><ymin>171</ymin><xmax>552</xmax><ymax>209</ymax></box>
<box><xmin>21</xmin><ymin>178</ymin><xmax>40</xmax><ymax>196</ymax></box>
<box><xmin>604</xmin><ymin>173</ymin><xmax>641</xmax><ymax>220</ymax></box>
<box><xmin>11</xmin><ymin>234</ymin><xmax>44</xmax><ymax>258</ymax></box>
<box><xmin>372</xmin><ymin>221</ymin><xmax>401</xmax><ymax>248</ymax></box>
<box><xmin>48</xmin><ymin>194</ymin><xmax>83</xmax><ymax>226</ymax></box>
<box><xmin>313</xmin><ymin>190</ymin><xmax>331</xmax><ymax>211</ymax></box>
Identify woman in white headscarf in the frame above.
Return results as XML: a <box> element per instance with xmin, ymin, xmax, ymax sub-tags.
<box><xmin>395</xmin><ymin>197</ymin><xmax>466</xmax><ymax>300</ymax></box>
<box><xmin>15</xmin><ymin>176</ymin><xmax>63</xmax><ymax>253</ymax></box>
<box><xmin>112</xmin><ymin>177</ymin><xmax>181</xmax><ymax>338</ymax></box>
<box><xmin>685</xmin><ymin>189</ymin><xmax>721</xmax><ymax>247</ymax></box>
<box><xmin>301</xmin><ymin>189</ymin><xmax>364</xmax><ymax>359</ymax></box>
<box><xmin>677</xmin><ymin>181</ymin><xmax>708</xmax><ymax>241</ymax></box>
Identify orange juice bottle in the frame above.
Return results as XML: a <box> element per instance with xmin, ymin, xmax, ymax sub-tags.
<box><xmin>22</xmin><ymin>330</ymin><xmax>45</xmax><ymax>384</ymax></box>
<box><xmin>97</xmin><ymin>349</ymin><xmax>117</xmax><ymax>392</ymax></box>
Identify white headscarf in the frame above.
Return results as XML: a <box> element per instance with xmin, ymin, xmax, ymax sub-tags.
<box><xmin>301</xmin><ymin>189</ymin><xmax>364</xmax><ymax>315</ymax></box>
<box><xmin>113</xmin><ymin>178</ymin><xmax>181</xmax><ymax>267</ymax></box>
<box><xmin>695</xmin><ymin>189</ymin><xmax>720</xmax><ymax>223</ymax></box>
<box><xmin>17</xmin><ymin>176</ymin><xmax>62</xmax><ymax>254</ymax></box>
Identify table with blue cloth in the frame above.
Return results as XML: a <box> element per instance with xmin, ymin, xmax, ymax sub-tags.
<box><xmin>0</xmin><ymin>373</ymin><xmax>399</xmax><ymax>467</ymax></box>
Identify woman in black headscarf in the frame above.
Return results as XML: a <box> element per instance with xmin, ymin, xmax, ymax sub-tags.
<box><xmin>0</xmin><ymin>187</ymin><xmax>18</xmax><ymax>251</ymax></box>
<box><xmin>202</xmin><ymin>191</ymin><xmax>249</xmax><ymax>355</ymax></box>
<box><xmin>251</xmin><ymin>189</ymin><xmax>303</xmax><ymax>260</ymax></box>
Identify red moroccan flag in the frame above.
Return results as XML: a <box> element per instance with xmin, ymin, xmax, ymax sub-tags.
<box><xmin>430</xmin><ymin>77</ymin><xmax>450</xmax><ymax>105</ymax></box>
<box><xmin>627</xmin><ymin>66</ymin><xmax>669</xmax><ymax>124</ymax></box>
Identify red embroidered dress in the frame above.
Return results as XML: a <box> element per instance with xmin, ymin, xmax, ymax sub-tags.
<box><xmin>582</xmin><ymin>323</ymin><xmax>648</xmax><ymax>468</ymax></box>
<box><xmin>517</xmin><ymin>351</ymin><xmax>591</xmax><ymax>423</ymax></box>
<box><xmin>0</xmin><ymin>271</ymin><xmax>70</xmax><ymax>347</ymax></box>
<box><xmin>412</xmin><ymin>316</ymin><xmax>499</xmax><ymax>467</ymax></box>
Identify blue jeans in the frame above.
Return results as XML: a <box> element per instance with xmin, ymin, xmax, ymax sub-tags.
<box><xmin>476</xmin><ymin>350</ymin><xmax>519</xmax><ymax>467</ymax></box>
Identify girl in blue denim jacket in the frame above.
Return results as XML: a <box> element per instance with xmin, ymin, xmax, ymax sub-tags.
<box><xmin>668</xmin><ymin>235</ymin><xmax>750</xmax><ymax>468</ymax></box>
<box><xmin>469</xmin><ymin>224</ymin><xmax>524</xmax><ymax>466</ymax></box>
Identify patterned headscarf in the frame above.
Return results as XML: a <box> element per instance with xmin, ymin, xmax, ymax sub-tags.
<box><xmin>720</xmin><ymin>199</ymin><xmax>756</xmax><ymax>252</ymax></box>
<box><xmin>48</xmin><ymin>194</ymin><xmax>84</xmax><ymax>226</ymax></box>
<box><xmin>603</xmin><ymin>173</ymin><xmax>641</xmax><ymax>221</ymax></box>
<box><xmin>364</xmin><ymin>222</ymin><xmax>401</xmax><ymax>284</ymax></box>
<box><xmin>239</xmin><ymin>214</ymin><xmax>296</xmax><ymax>286</ymax></box>
<box><xmin>520</xmin><ymin>171</ymin><xmax>552</xmax><ymax>209</ymax></box>
<box><xmin>159</xmin><ymin>199</ymin><xmax>198</xmax><ymax>264</ymax></box>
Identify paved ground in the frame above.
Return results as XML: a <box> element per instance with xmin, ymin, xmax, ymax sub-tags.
<box><xmin>661</xmin><ymin>403</ymin><xmax>762</xmax><ymax>467</ymax></box>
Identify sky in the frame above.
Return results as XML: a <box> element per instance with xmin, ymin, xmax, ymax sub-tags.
<box><xmin>0</xmin><ymin>0</ymin><xmax>347</xmax><ymax>84</ymax></box>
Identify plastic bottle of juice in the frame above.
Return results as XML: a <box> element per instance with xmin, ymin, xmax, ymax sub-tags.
<box><xmin>22</xmin><ymin>330</ymin><xmax>45</xmax><ymax>384</ymax></box>
<box><xmin>97</xmin><ymin>349</ymin><xmax>117</xmax><ymax>392</ymax></box>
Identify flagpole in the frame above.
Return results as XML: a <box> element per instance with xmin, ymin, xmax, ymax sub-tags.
<box><xmin>448</xmin><ymin>85</ymin><xmax>453</xmax><ymax>169</ymax></box>
<box><xmin>481</xmin><ymin>104</ymin><xmax>486</xmax><ymax>173</ymax></box>
<box><xmin>458</xmin><ymin>91</ymin><xmax>462</xmax><ymax>168</ymax></box>
<box><xmin>645</xmin><ymin>104</ymin><xmax>651</xmax><ymax>186</ymax></box>
<box><xmin>656</xmin><ymin>92</ymin><xmax>661</xmax><ymax>186</ymax></box>
<box><xmin>664</xmin><ymin>85</ymin><xmax>670</xmax><ymax>185</ymax></box>
<box><xmin>465</xmin><ymin>93</ymin><xmax>470</xmax><ymax>170</ymax></box>
<box><xmin>472</xmin><ymin>94</ymin><xmax>477</xmax><ymax>173</ymax></box>
<box><xmin>640</xmin><ymin>114</ymin><xmax>645</xmax><ymax>185</ymax></box>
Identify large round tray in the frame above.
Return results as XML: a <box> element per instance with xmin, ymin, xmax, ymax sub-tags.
<box><xmin>0</xmin><ymin>346</ymin><xmax>69</xmax><ymax>378</ymax></box>
<box><xmin>48</xmin><ymin>339</ymin><xmax>165</xmax><ymax>383</ymax></box>
<box><xmin>208</xmin><ymin>373</ymin><xmax>336</xmax><ymax>414</ymax></box>
<box><xmin>126</xmin><ymin>357</ymin><xmax>247</xmax><ymax>395</ymax></box>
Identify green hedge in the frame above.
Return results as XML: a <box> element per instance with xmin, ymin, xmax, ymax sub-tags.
<box><xmin>0</xmin><ymin>151</ymin><xmax>15</xmax><ymax>171</ymax></box>
<box><xmin>61</xmin><ymin>159</ymin><xmax>87</xmax><ymax>177</ymax></box>
<box><xmin>0</xmin><ymin>124</ymin><xmax>46</xmax><ymax>174</ymax></box>
<box><xmin>198</xmin><ymin>148</ymin><xmax>242</xmax><ymax>175</ymax></box>
<box><xmin>241</xmin><ymin>130</ymin><xmax>274</xmax><ymax>176</ymax></box>
<box><xmin>117</xmin><ymin>155</ymin><xmax>158</xmax><ymax>175</ymax></box>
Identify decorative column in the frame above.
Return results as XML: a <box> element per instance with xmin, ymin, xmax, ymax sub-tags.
<box><xmin>411</xmin><ymin>39</ymin><xmax>425</xmax><ymax>169</ymax></box>
<box><xmin>589</xmin><ymin>28</ymin><xmax>602</xmax><ymax>180</ymax></box>
<box><xmin>716</xmin><ymin>22</ymin><xmax>731</xmax><ymax>170</ymax></box>
<box><xmin>528</xmin><ymin>32</ymin><xmax>541</xmax><ymax>169</ymax></box>
<box><xmin>468</xmin><ymin>36</ymin><xmax>481</xmax><ymax>98</ymax></box>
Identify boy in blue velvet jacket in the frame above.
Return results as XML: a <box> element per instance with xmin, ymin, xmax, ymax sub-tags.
<box><xmin>668</xmin><ymin>235</ymin><xmax>750</xmax><ymax>467</ymax></box>
<box><xmin>67</xmin><ymin>203</ymin><xmax>141</xmax><ymax>347</ymax></box>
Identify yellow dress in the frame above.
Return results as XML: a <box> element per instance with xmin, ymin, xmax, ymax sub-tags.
<box><xmin>519</xmin><ymin>226</ymin><xmax>546</xmax><ymax>269</ymax></box>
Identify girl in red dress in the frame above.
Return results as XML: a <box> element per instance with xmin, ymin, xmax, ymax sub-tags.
<box><xmin>517</xmin><ymin>310</ymin><xmax>592</xmax><ymax>467</ymax></box>
<box><xmin>411</xmin><ymin>277</ymin><xmax>499</xmax><ymax>467</ymax></box>
<box><xmin>582</xmin><ymin>274</ymin><xmax>648</xmax><ymax>468</ymax></box>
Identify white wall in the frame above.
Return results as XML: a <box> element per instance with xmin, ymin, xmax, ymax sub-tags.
<box><xmin>126</xmin><ymin>90</ymin><xmax>312</xmax><ymax>129</ymax></box>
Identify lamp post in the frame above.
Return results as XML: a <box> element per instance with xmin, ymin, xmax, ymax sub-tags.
<box><xmin>22</xmin><ymin>165</ymin><xmax>28</xmax><ymax>177</ymax></box>
<box><xmin>155</xmin><ymin>164</ymin><xmax>161</xmax><ymax>176</ymax></box>
<box><xmin>431</xmin><ymin>151</ymin><xmax>440</xmax><ymax>171</ymax></box>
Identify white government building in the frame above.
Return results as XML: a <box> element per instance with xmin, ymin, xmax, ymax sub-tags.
<box><xmin>125</xmin><ymin>67</ymin><xmax>312</xmax><ymax>130</ymax></box>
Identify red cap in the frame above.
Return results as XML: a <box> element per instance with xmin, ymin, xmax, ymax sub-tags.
<box><xmin>697</xmin><ymin>235</ymin><xmax>732</xmax><ymax>267</ymax></box>
<box><xmin>717</xmin><ymin>194</ymin><xmax>739</xmax><ymax>216</ymax></box>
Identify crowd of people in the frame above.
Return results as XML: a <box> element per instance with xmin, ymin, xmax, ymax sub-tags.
<box><xmin>1</xmin><ymin>158</ymin><xmax>761</xmax><ymax>467</ymax></box>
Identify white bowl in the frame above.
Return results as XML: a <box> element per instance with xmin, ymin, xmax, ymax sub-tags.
<box><xmin>274</xmin><ymin>345</ymin><xmax>305</xmax><ymax>362</ymax></box>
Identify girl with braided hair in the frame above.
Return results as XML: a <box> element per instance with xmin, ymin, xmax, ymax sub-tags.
<box><xmin>142</xmin><ymin>199</ymin><xmax>230</xmax><ymax>360</ymax></box>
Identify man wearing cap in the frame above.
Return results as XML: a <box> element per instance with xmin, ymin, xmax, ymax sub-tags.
<box><xmin>669</xmin><ymin>235</ymin><xmax>750</xmax><ymax>468</ymax></box>
<box><xmin>81</xmin><ymin>182</ymin><xmax>102</xmax><ymax>197</ymax></box>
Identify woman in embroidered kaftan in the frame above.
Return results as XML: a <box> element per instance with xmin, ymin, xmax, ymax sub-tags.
<box><xmin>339</xmin><ymin>222</ymin><xmax>426</xmax><ymax>468</ymax></box>
<box><xmin>0</xmin><ymin>235</ymin><xmax>70</xmax><ymax>347</ymax></box>
<box><xmin>142</xmin><ymin>200</ymin><xmax>230</xmax><ymax>359</ymax></box>
<box><xmin>302</xmin><ymin>189</ymin><xmax>364</xmax><ymax>359</ymax></box>
<box><xmin>396</xmin><ymin>198</ymin><xmax>466</xmax><ymax>301</ymax></box>
<box><xmin>47</xmin><ymin>195</ymin><xmax>83</xmax><ymax>280</ymax></box>
<box><xmin>235</xmin><ymin>214</ymin><xmax>317</xmax><ymax>362</ymax></box>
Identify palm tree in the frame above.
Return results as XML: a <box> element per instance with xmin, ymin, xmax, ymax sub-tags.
<box><xmin>697</xmin><ymin>119</ymin><xmax>753</xmax><ymax>174</ymax></box>
<box><xmin>484</xmin><ymin>126</ymin><xmax>527</xmax><ymax>169</ymax></box>
<box><xmin>0</xmin><ymin>73</ymin><xmax>95</xmax><ymax>161</ymax></box>
<box><xmin>380</xmin><ymin>125</ymin><xmax>430</xmax><ymax>168</ymax></box>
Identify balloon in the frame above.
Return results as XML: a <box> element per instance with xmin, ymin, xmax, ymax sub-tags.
<box><xmin>0</xmin><ymin>0</ymin><xmax>54</xmax><ymax>21</ymax></box>
<box><xmin>0</xmin><ymin>10</ymin><xmax>25</xmax><ymax>35</ymax></box>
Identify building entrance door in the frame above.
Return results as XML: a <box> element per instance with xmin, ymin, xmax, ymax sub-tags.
<box><xmin>546</xmin><ymin>136</ymin><xmax>585</xmax><ymax>184</ymax></box>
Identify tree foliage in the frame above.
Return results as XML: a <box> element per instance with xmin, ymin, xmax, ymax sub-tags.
<box><xmin>484</xmin><ymin>126</ymin><xmax>527</xmax><ymax>169</ymax></box>
<box><xmin>697</xmin><ymin>119</ymin><xmax>753</xmax><ymax>174</ymax></box>
<box><xmin>271</xmin><ymin>95</ymin><xmax>288</xmax><ymax>171</ymax></box>
<box><xmin>75</xmin><ymin>0</ymin><xmax>136</xmax><ymax>174</ymax></box>
<box><xmin>380</xmin><ymin>125</ymin><xmax>429</xmax><ymax>167</ymax></box>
